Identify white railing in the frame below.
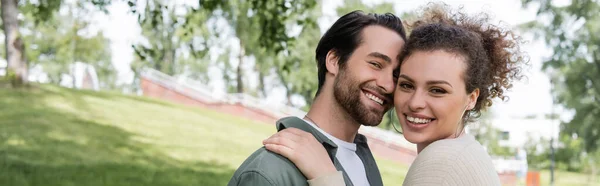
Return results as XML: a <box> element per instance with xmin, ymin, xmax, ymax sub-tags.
<box><xmin>140</xmin><ymin>68</ymin><xmax>416</xmax><ymax>152</ymax></box>
<box><xmin>228</xmin><ymin>93</ymin><xmax>308</xmax><ymax>118</ymax></box>
<box><xmin>493</xmin><ymin>158</ymin><xmax>528</xmax><ymax>174</ymax></box>
<box><xmin>141</xmin><ymin>68</ymin><xmax>220</xmax><ymax>104</ymax></box>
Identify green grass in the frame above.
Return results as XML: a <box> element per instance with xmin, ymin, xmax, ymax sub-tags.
<box><xmin>536</xmin><ymin>170</ymin><xmax>598</xmax><ymax>186</ymax></box>
<box><xmin>0</xmin><ymin>84</ymin><xmax>410</xmax><ymax>185</ymax></box>
<box><xmin>379</xmin><ymin>158</ymin><xmax>409</xmax><ymax>185</ymax></box>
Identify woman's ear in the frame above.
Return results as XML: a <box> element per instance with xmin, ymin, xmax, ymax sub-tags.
<box><xmin>467</xmin><ymin>88</ymin><xmax>480</xmax><ymax>110</ymax></box>
<box><xmin>325</xmin><ymin>50</ymin><xmax>340</xmax><ymax>75</ymax></box>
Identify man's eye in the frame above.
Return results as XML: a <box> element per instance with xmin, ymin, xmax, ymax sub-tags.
<box><xmin>369</xmin><ymin>61</ymin><xmax>382</xmax><ymax>69</ymax></box>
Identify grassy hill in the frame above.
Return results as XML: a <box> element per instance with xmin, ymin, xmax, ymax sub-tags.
<box><xmin>0</xmin><ymin>85</ymin><xmax>593</xmax><ymax>186</ymax></box>
<box><xmin>0</xmin><ymin>85</ymin><xmax>410</xmax><ymax>186</ymax></box>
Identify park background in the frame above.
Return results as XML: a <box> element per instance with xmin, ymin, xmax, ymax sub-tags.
<box><xmin>0</xmin><ymin>0</ymin><xmax>598</xmax><ymax>185</ymax></box>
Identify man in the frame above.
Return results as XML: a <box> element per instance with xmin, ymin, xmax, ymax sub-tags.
<box><xmin>228</xmin><ymin>10</ymin><xmax>406</xmax><ymax>186</ymax></box>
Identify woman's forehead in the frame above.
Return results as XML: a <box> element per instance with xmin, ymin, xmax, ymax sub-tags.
<box><xmin>400</xmin><ymin>51</ymin><xmax>467</xmax><ymax>83</ymax></box>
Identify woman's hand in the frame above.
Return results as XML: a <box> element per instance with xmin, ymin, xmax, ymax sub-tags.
<box><xmin>263</xmin><ymin>128</ymin><xmax>337</xmax><ymax>180</ymax></box>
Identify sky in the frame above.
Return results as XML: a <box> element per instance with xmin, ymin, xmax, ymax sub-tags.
<box><xmin>96</xmin><ymin>0</ymin><xmax>571</xmax><ymax>122</ymax></box>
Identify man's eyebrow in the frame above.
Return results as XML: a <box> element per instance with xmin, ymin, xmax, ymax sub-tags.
<box><xmin>367</xmin><ymin>52</ymin><xmax>392</xmax><ymax>63</ymax></box>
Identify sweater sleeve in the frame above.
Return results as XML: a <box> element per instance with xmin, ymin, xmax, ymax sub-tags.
<box><xmin>307</xmin><ymin>171</ymin><xmax>345</xmax><ymax>186</ymax></box>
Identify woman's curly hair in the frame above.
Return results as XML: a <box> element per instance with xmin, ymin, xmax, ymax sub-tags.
<box><xmin>399</xmin><ymin>3</ymin><xmax>528</xmax><ymax>123</ymax></box>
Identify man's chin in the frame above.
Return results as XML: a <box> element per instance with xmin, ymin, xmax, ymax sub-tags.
<box><xmin>361</xmin><ymin>122</ymin><xmax>381</xmax><ymax>127</ymax></box>
<box><xmin>358</xmin><ymin>114</ymin><xmax>383</xmax><ymax>126</ymax></box>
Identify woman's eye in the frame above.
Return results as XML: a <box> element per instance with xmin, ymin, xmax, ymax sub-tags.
<box><xmin>430</xmin><ymin>88</ymin><xmax>447</xmax><ymax>94</ymax></box>
<box><xmin>399</xmin><ymin>83</ymin><xmax>413</xmax><ymax>90</ymax></box>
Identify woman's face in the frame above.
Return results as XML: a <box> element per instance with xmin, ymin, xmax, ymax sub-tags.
<box><xmin>394</xmin><ymin>50</ymin><xmax>478</xmax><ymax>151</ymax></box>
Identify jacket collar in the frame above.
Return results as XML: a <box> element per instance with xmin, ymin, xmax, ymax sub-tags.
<box><xmin>276</xmin><ymin>116</ymin><xmax>369</xmax><ymax>147</ymax></box>
<box><xmin>276</xmin><ymin>116</ymin><xmax>338</xmax><ymax>148</ymax></box>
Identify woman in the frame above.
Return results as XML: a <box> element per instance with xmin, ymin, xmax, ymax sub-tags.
<box><xmin>263</xmin><ymin>3</ymin><xmax>526</xmax><ymax>185</ymax></box>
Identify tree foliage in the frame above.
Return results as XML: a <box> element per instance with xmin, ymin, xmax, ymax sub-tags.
<box><xmin>522</xmin><ymin>0</ymin><xmax>600</xmax><ymax>177</ymax></box>
<box><xmin>274</xmin><ymin>6</ymin><xmax>320</xmax><ymax>106</ymax></box>
<box><xmin>20</xmin><ymin>1</ymin><xmax>113</xmax><ymax>88</ymax></box>
<box><xmin>522</xmin><ymin>0</ymin><xmax>600</xmax><ymax>153</ymax></box>
<box><xmin>1</xmin><ymin>0</ymin><xmax>112</xmax><ymax>86</ymax></box>
<box><xmin>127</xmin><ymin>0</ymin><xmax>318</xmax><ymax>95</ymax></box>
<box><xmin>336</xmin><ymin>0</ymin><xmax>394</xmax><ymax>15</ymax></box>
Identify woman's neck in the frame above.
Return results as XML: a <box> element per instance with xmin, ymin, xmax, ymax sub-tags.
<box><xmin>416</xmin><ymin>131</ymin><xmax>466</xmax><ymax>154</ymax></box>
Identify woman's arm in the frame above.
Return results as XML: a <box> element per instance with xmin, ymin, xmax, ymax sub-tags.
<box><xmin>307</xmin><ymin>171</ymin><xmax>345</xmax><ymax>186</ymax></box>
<box><xmin>263</xmin><ymin>128</ymin><xmax>344</xmax><ymax>185</ymax></box>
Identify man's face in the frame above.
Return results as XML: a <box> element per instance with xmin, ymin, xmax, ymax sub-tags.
<box><xmin>333</xmin><ymin>25</ymin><xmax>405</xmax><ymax>126</ymax></box>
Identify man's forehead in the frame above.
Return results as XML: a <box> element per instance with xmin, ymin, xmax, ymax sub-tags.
<box><xmin>359</xmin><ymin>25</ymin><xmax>404</xmax><ymax>43</ymax></box>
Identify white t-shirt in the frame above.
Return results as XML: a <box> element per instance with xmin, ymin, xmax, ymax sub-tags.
<box><xmin>301</xmin><ymin>118</ymin><xmax>370</xmax><ymax>186</ymax></box>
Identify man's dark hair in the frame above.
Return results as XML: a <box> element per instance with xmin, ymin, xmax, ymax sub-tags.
<box><xmin>314</xmin><ymin>10</ymin><xmax>407</xmax><ymax>96</ymax></box>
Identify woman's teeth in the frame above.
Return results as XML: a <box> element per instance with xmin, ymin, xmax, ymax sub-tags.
<box><xmin>407</xmin><ymin>115</ymin><xmax>432</xmax><ymax>124</ymax></box>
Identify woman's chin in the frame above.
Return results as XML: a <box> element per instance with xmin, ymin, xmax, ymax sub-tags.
<box><xmin>402</xmin><ymin>132</ymin><xmax>423</xmax><ymax>144</ymax></box>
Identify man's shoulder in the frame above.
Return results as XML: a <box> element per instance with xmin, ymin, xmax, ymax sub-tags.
<box><xmin>229</xmin><ymin>147</ymin><xmax>307</xmax><ymax>186</ymax></box>
<box><xmin>237</xmin><ymin>147</ymin><xmax>299</xmax><ymax>170</ymax></box>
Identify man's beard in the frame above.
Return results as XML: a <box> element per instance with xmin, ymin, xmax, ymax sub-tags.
<box><xmin>333</xmin><ymin>69</ymin><xmax>390</xmax><ymax>126</ymax></box>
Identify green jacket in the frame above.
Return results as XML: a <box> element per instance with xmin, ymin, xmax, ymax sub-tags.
<box><xmin>228</xmin><ymin>117</ymin><xmax>383</xmax><ymax>186</ymax></box>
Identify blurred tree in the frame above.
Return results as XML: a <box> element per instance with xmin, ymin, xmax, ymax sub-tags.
<box><xmin>522</xmin><ymin>0</ymin><xmax>600</xmax><ymax>177</ymax></box>
<box><xmin>127</xmin><ymin>0</ymin><xmax>317</xmax><ymax>94</ymax></box>
<box><xmin>21</xmin><ymin>1</ymin><xmax>114</xmax><ymax>89</ymax></box>
<box><xmin>471</xmin><ymin>111</ymin><xmax>514</xmax><ymax>157</ymax></box>
<box><xmin>0</xmin><ymin>0</ymin><xmax>110</xmax><ymax>86</ymax></box>
<box><xmin>336</xmin><ymin>0</ymin><xmax>394</xmax><ymax>15</ymax></box>
<box><xmin>223</xmin><ymin>0</ymin><xmax>318</xmax><ymax>94</ymax></box>
<box><xmin>524</xmin><ymin>135</ymin><xmax>551</xmax><ymax>170</ymax></box>
<box><xmin>132</xmin><ymin>1</ymin><xmax>184</xmax><ymax>75</ymax></box>
<box><xmin>524</xmin><ymin>134</ymin><xmax>592</xmax><ymax>173</ymax></box>
<box><xmin>267</xmin><ymin>1</ymin><xmax>321</xmax><ymax>106</ymax></box>
<box><xmin>223</xmin><ymin>0</ymin><xmax>259</xmax><ymax>94</ymax></box>
<box><xmin>2</xmin><ymin>0</ymin><xmax>28</xmax><ymax>86</ymax></box>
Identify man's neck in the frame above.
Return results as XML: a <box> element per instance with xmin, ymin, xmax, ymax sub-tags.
<box><xmin>305</xmin><ymin>94</ymin><xmax>361</xmax><ymax>142</ymax></box>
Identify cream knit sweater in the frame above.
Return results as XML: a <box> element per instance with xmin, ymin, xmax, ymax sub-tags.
<box><xmin>307</xmin><ymin>133</ymin><xmax>501</xmax><ymax>186</ymax></box>
<box><xmin>402</xmin><ymin>133</ymin><xmax>501</xmax><ymax>186</ymax></box>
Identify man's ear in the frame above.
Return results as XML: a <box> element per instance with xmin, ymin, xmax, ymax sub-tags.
<box><xmin>467</xmin><ymin>88</ymin><xmax>480</xmax><ymax>110</ymax></box>
<box><xmin>325</xmin><ymin>50</ymin><xmax>340</xmax><ymax>75</ymax></box>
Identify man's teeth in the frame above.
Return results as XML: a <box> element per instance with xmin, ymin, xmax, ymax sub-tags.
<box><xmin>407</xmin><ymin>116</ymin><xmax>432</xmax><ymax>124</ymax></box>
<box><xmin>365</xmin><ymin>93</ymin><xmax>383</xmax><ymax>105</ymax></box>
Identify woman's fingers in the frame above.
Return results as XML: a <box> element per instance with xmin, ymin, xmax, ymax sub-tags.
<box><xmin>282</xmin><ymin>128</ymin><xmax>313</xmax><ymax>138</ymax></box>
<box><xmin>263</xmin><ymin>128</ymin><xmax>306</xmax><ymax>145</ymax></box>
<box><xmin>263</xmin><ymin>136</ymin><xmax>297</xmax><ymax>149</ymax></box>
<box><xmin>264</xmin><ymin>144</ymin><xmax>294</xmax><ymax>158</ymax></box>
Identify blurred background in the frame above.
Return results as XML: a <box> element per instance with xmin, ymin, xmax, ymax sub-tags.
<box><xmin>0</xmin><ymin>0</ymin><xmax>598</xmax><ymax>185</ymax></box>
